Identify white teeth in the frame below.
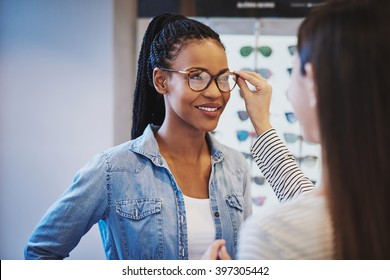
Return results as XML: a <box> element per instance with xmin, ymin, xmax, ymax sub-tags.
<box><xmin>198</xmin><ymin>106</ymin><xmax>218</xmax><ymax>112</ymax></box>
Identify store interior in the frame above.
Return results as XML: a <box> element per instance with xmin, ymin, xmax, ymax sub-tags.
<box><xmin>0</xmin><ymin>0</ymin><xmax>323</xmax><ymax>259</ymax></box>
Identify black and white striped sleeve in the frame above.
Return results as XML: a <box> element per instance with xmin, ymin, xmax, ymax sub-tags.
<box><xmin>250</xmin><ymin>128</ymin><xmax>314</xmax><ymax>202</ymax></box>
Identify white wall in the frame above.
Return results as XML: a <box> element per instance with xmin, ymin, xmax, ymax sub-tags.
<box><xmin>0</xmin><ymin>0</ymin><xmax>116</xmax><ymax>259</ymax></box>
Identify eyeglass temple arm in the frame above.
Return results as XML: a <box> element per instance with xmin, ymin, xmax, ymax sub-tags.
<box><xmin>158</xmin><ymin>67</ymin><xmax>188</xmax><ymax>75</ymax></box>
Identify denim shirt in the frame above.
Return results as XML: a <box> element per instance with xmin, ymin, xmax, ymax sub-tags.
<box><xmin>24</xmin><ymin>125</ymin><xmax>252</xmax><ymax>260</ymax></box>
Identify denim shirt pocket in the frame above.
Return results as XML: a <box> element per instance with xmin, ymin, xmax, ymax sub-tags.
<box><xmin>115</xmin><ymin>198</ymin><xmax>164</xmax><ymax>259</ymax></box>
<box><xmin>225</xmin><ymin>194</ymin><xmax>245</xmax><ymax>247</ymax></box>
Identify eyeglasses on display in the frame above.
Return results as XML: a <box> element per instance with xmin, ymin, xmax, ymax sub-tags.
<box><xmin>283</xmin><ymin>133</ymin><xmax>314</xmax><ymax>145</ymax></box>
<box><xmin>252</xmin><ymin>195</ymin><xmax>266</xmax><ymax>206</ymax></box>
<box><xmin>237</xmin><ymin>110</ymin><xmax>249</xmax><ymax>121</ymax></box>
<box><xmin>284</xmin><ymin>133</ymin><xmax>304</xmax><ymax>143</ymax></box>
<box><xmin>236</xmin><ymin>130</ymin><xmax>257</xmax><ymax>142</ymax></box>
<box><xmin>159</xmin><ymin>67</ymin><xmax>238</xmax><ymax>93</ymax></box>
<box><xmin>240</xmin><ymin>46</ymin><xmax>272</xmax><ymax>57</ymax></box>
<box><xmin>241</xmin><ymin>151</ymin><xmax>252</xmax><ymax>160</ymax></box>
<box><xmin>294</xmin><ymin>155</ymin><xmax>318</xmax><ymax>168</ymax></box>
<box><xmin>288</xmin><ymin>45</ymin><xmax>297</xmax><ymax>56</ymax></box>
<box><xmin>252</xmin><ymin>176</ymin><xmax>265</xmax><ymax>185</ymax></box>
<box><xmin>242</xmin><ymin>68</ymin><xmax>272</xmax><ymax>79</ymax></box>
<box><xmin>285</xmin><ymin>111</ymin><xmax>297</xmax><ymax>123</ymax></box>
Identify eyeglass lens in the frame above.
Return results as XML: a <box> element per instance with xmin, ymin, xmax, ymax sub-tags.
<box><xmin>188</xmin><ymin>69</ymin><xmax>236</xmax><ymax>92</ymax></box>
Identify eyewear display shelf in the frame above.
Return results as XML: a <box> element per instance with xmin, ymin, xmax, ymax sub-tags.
<box><xmin>201</xmin><ymin>18</ymin><xmax>322</xmax><ymax>213</ymax></box>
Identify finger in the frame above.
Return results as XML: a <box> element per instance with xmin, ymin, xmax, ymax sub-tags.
<box><xmin>236</xmin><ymin>76</ymin><xmax>250</xmax><ymax>94</ymax></box>
<box><xmin>235</xmin><ymin>71</ymin><xmax>267</xmax><ymax>96</ymax></box>
<box><xmin>235</xmin><ymin>70</ymin><xmax>265</xmax><ymax>84</ymax></box>
<box><xmin>202</xmin><ymin>239</ymin><xmax>226</xmax><ymax>260</ymax></box>
<box><xmin>235</xmin><ymin>72</ymin><xmax>258</xmax><ymax>98</ymax></box>
<box><xmin>217</xmin><ymin>245</ymin><xmax>232</xmax><ymax>260</ymax></box>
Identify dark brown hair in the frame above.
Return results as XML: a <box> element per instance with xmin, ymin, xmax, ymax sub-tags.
<box><xmin>298</xmin><ymin>0</ymin><xmax>390</xmax><ymax>259</ymax></box>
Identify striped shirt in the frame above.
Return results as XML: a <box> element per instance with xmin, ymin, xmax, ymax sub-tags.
<box><xmin>251</xmin><ymin>128</ymin><xmax>314</xmax><ymax>201</ymax></box>
<box><xmin>237</xmin><ymin>129</ymin><xmax>334</xmax><ymax>259</ymax></box>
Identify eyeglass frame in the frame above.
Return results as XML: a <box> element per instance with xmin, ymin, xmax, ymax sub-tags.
<box><xmin>158</xmin><ymin>67</ymin><xmax>239</xmax><ymax>93</ymax></box>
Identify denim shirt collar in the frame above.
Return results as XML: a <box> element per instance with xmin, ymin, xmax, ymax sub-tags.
<box><xmin>129</xmin><ymin>124</ymin><xmax>225</xmax><ymax>165</ymax></box>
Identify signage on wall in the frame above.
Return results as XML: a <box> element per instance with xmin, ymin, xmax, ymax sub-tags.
<box><xmin>195</xmin><ymin>0</ymin><xmax>326</xmax><ymax>17</ymax></box>
<box><xmin>138</xmin><ymin>0</ymin><xmax>326</xmax><ymax>18</ymax></box>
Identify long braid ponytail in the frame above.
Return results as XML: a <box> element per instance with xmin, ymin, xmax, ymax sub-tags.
<box><xmin>131</xmin><ymin>13</ymin><xmax>224</xmax><ymax>139</ymax></box>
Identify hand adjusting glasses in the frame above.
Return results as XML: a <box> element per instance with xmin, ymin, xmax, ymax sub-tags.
<box><xmin>159</xmin><ymin>67</ymin><xmax>239</xmax><ymax>93</ymax></box>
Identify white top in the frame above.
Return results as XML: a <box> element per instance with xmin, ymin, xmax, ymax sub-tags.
<box><xmin>237</xmin><ymin>192</ymin><xmax>334</xmax><ymax>259</ymax></box>
<box><xmin>183</xmin><ymin>195</ymin><xmax>216</xmax><ymax>260</ymax></box>
<box><xmin>237</xmin><ymin>129</ymin><xmax>333</xmax><ymax>259</ymax></box>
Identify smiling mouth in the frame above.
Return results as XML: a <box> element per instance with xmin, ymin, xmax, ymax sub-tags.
<box><xmin>196</xmin><ymin>106</ymin><xmax>221</xmax><ymax>112</ymax></box>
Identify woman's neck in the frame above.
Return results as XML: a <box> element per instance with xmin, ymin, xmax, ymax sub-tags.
<box><xmin>155</xmin><ymin>121</ymin><xmax>212</xmax><ymax>198</ymax></box>
<box><xmin>155</xmin><ymin>122</ymin><xmax>210</xmax><ymax>159</ymax></box>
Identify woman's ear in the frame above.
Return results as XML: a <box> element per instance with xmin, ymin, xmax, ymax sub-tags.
<box><xmin>304</xmin><ymin>63</ymin><xmax>317</xmax><ymax>107</ymax></box>
<box><xmin>153</xmin><ymin>67</ymin><xmax>168</xmax><ymax>94</ymax></box>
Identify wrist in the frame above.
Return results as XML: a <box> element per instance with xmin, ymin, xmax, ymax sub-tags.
<box><xmin>253</xmin><ymin>121</ymin><xmax>272</xmax><ymax>136</ymax></box>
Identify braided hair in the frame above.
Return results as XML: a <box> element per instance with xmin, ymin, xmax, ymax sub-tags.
<box><xmin>131</xmin><ymin>13</ymin><xmax>224</xmax><ymax>139</ymax></box>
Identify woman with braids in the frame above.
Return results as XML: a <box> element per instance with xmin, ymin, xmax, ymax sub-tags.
<box><xmin>24</xmin><ymin>13</ymin><xmax>312</xmax><ymax>260</ymax></box>
<box><xmin>207</xmin><ymin>0</ymin><xmax>390</xmax><ymax>259</ymax></box>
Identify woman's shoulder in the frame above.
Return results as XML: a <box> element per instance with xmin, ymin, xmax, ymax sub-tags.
<box><xmin>239</xmin><ymin>193</ymin><xmax>334</xmax><ymax>259</ymax></box>
<box><xmin>79</xmin><ymin>140</ymin><xmax>146</xmax><ymax>174</ymax></box>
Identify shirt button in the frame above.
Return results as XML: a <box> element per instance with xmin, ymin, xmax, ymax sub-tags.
<box><xmin>214</xmin><ymin>211</ymin><xmax>220</xmax><ymax>217</ymax></box>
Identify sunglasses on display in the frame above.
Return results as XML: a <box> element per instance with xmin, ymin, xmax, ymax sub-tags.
<box><xmin>236</xmin><ymin>130</ymin><xmax>257</xmax><ymax>142</ymax></box>
<box><xmin>159</xmin><ymin>67</ymin><xmax>238</xmax><ymax>93</ymax></box>
<box><xmin>237</xmin><ymin>110</ymin><xmax>249</xmax><ymax>121</ymax></box>
<box><xmin>285</xmin><ymin>111</ymin><xmax>297</xmax><ymax>123</ymax></box>
<box><xmin>241</xmin><ymin>68</ymin><xmax>272</xmax><ymax>79</ymax></box>
<box><xmin>294</xmin><ymin>155</ymin><xmax>318</xmax><ymax>168</ymax></box>
<box><xmin>288</xmin><ymin>45</ymin><xmax>297</xmax><ymax>56</ymax></box>
<box><xmin>252</xmin><ymin>176</ymin><xmax>265</xmax><ymax>186</ymax></box>
<box><xmin>283</xmin><ymin>133</ymin><xmax>314</xmax><ymax>145</ymax></box>
<box><xmin>241</xmin><ymin>151</ymin><xmax>252</xmax><ymax>160</ymax></box>
<box><xmin>252</xmin><ymin>195</ymin><xmax>266</xmax><ymax>206</ymax></box>
<box><xmin>240</xmin><ymin>46</ymin><xmax>272</xmax><ymax>57</ymax></box>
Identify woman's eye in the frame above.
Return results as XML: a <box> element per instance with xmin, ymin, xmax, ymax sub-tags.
<box><xmin>189</xmin><ymin>71</ymin><xmax>207</xmax><ymax>81</ymax></box>
<box><xmin>218</xmin><ymin>74</ymin><xmax>229</xmax><ymax>81</ymax></box>
<box><xmin>190</xmin><ymin>74</ymin><xmax>203</xmax><ymax>80</ymax></box>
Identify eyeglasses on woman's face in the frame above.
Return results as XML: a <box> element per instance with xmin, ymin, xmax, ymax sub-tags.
<box><xmin>159</xmin><ymin>67</ymin><xmax>238</xmax><ymax>93</ymax></box>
